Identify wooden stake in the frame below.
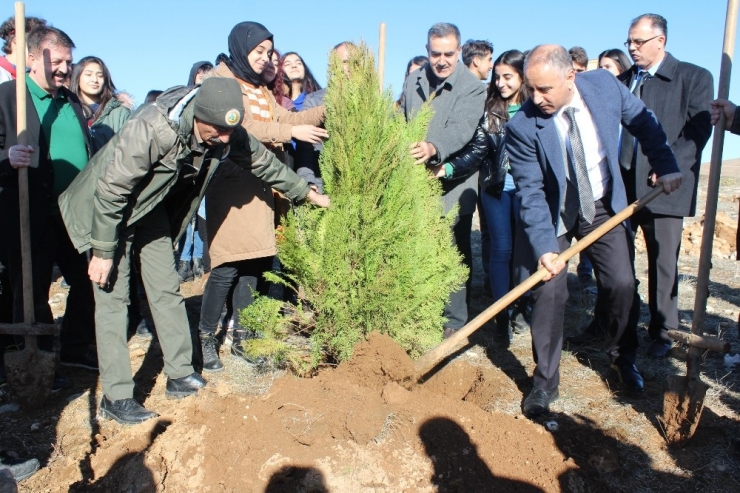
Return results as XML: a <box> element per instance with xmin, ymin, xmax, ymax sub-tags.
<box><xmin>663</xmin><ymin>0</ymin><xmax>738</xmax><ymax>447</ymax></box>
<box><xmin>378</xmin><ymin>22</ymin><xmax>386</xmax><ymax>92</ymax></box>
<box><xmin>14</xmin><ymin>2</ymin><xmax>33</xmax><ymax>326</ymax></box>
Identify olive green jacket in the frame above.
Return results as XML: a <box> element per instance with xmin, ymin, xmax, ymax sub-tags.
<box><xmin>89</xmin><ymin>95</ymin><xmax>133</xmax><ymax>154</ymax></box>
<box><xmin>59</xmin><ymin>86</ymin><xmax>310</xmax><ymax>259</ymax></box>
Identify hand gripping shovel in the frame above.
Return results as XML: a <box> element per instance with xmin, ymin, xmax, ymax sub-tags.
<box><xmin>0</xmin><ymin>3</ymin><xmax>58</xmax><ymax>409</ymax></box>
<box><xmin>413</xmin><ymin>187</ymin><xmax>666</xmax><ymax>382</ymax></box>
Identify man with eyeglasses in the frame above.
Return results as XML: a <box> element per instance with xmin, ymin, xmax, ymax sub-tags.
<box><xmin>617</xmin><ymin>13</ymin><xmax>713</xmax><ymax>359</ymax></box>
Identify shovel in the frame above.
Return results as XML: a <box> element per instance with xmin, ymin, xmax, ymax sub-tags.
<box><xmin>413</xmin><ymin>186</ymin><xmax>666</xmax><ymax>382</ymax></box>
<box><xmin>661</xmin><ymin>0</ymin><xmax>738</xmax><ymax>448</ymax></box>
<box><xmin>0</xmin><ymin>3</ymin><xmax>58</xmax><ymax>409</ymax></box>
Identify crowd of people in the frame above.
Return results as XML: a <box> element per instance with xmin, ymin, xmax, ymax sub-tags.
<box><xmin>0</xmin><ymin>9</ymin><xmax>736</xmax><ymax>484</ymax></box>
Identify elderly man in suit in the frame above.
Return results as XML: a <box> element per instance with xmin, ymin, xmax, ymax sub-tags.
<box><xmin>617</xmin><ymin>14</ymin><xmax>713</xmax><ymax>358</ymax></box>
<box><xmin>506</xmin><ymin>45</ymin><xmax>682</xmax><ymax>417</ymax></box>
<box><xmin>400</xmin><ymin>22</ymin><xmax>486</xmax><ymax>339</ymax></box>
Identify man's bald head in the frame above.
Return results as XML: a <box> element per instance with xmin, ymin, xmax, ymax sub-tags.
<box><xmin>523</xmin><ymin>45</ymin><xmax>576</xmax><ymax>115</ymax></box>
<box><xmin>524</xmin><ymin>45</ymin><xmax>574</xmax><ymax>77</ymax></box>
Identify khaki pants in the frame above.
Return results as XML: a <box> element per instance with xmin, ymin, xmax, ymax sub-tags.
<box><xmin>93</xmin><ymin>205</ymin><xmax>193</xmax><ymax>400</ymax></box>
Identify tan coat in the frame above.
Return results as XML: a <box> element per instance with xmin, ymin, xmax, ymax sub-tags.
<box><xmin>206</xmin><ymin>63</ymin><xmax>324</xmax><ymax>269</ymax></box>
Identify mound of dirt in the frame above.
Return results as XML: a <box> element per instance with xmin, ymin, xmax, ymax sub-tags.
<box><xmin>21</xmin><ymin>334</ymin><xmax>576</xmax><ymax>492</ymax></box>
<box><xmin>640</xmin><ymin>211</ymin><xmax>738</xmax><ymax>258</ymax></box>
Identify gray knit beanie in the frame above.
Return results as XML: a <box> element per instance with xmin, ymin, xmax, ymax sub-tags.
<box><xmin>193</xmin><ymin>77</ymin><xmax>244</xmax><ymax>128</ymax></box>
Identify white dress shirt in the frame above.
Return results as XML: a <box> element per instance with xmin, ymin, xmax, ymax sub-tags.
<box><xmin>554</xmin><ymin>86</ymin><xmax>611</xmax><ymax>201</ymax></box>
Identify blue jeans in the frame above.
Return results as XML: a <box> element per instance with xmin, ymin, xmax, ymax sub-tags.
<box><xmin>480</xmin><ymin>174</ymin><xmax>519</xmax><ymax>302</ymax></box>
<box><xmin>178</xmin><ymin>218</ymin><xmax>203</xmax><ymax>261</ymax></box>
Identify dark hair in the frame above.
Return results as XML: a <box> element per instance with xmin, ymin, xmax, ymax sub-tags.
<box><xmin>265</xmin><ymin>49</ymin><xmax>290</xmax><ymax>106</ymax></box>
<box><xmin>631</xmin><ymin>13</ymin><xmax>668</xmax><ymax>43</ymax></box>
<box><xmin>145</xmin><ymin>90</ymin><xmax>163</xmax><ymax>104</ymax></box>
<box><xmin>214</xmin><ymin>53</ymin><xmax>229</xmax><ymax>66</ymax></box>
<box><xmin>69</xmin><ymin>56</ymin><xmax>117</xmax><ymax>122</ymax></box>
<box><xmin>0</xmin><ymin>16</ymin><xmax>46</xmax><ymax>55</ymax></box>
<box><xmin>568</xmin><ymin>46</ymin><xmax>588</xmax><ymax>67</ymax></box>
<box><xmin>280</xmin><ymin>51</ymin><xmax>322</xmax><ymax>98</ymax></box>
<box><xmin>597</xmin><ymin>49</ymin><xmax>631</xmax><ymax>74</ymax></box>
<box><xmin>427</xmin><ymin>22</ymin><xmax>460</xmax><ymax>46</ymax></box>
<box><xmin>485</xmin><ymin>50</ymin><xmax>528</xmax><ymax>133</ymax></box>
<box><xmin>333</xmin><ymin>41</ymin><xmax>356</xmax><ymax>51</ymax></box>
<box><xmin>462</xmin><ymin>39</ymin><xmax>494</xmax><ymax>68</ymax></box>
<box><xmin>27</xmin><ymin>25</ymin><xmax>74</xmax><ymax>55</ymax></box>
<box><xmin>405</xmin><ymin>55</ymin><xmax>428</xmax><ymax>77</ymax></box>
<box><xmin>397</xmin><ymin>56</ymin><xmax>429</xmax><ymax>108</ymax></box>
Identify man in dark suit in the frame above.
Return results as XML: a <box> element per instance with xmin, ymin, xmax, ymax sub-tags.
<box><xmin>506</xmin><ymin>45</ymin><xmax>682</xmax><ymax>417</ymax></box>
<box><xmin>618</xmin><ymin>14</ymin><xmax>713</xmax><ymax>358</ymax></box>
<box><xmin>0</xmin><ymin>26</ymin><xmax>96</xmax><ymax>380</ymax></box>
<box><xmin>401</xmin><ymin>22</ymin><xmax>486</xmax><ymax>339</ymax></box>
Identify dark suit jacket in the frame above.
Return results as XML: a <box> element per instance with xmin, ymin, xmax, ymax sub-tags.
<box><xmin>0</xmin><ymin>79</ymin><xmax>91</xmax><ymax>249</ymax></box>
<box><xmin>506</xmin><ymin>69</ymin><xmax>679</xmax><ymax>263</ymax></box>
<box><xmin>618</xmin><ymin>53</ymin><xmax>713</xmax><ymax>217</ymax></box>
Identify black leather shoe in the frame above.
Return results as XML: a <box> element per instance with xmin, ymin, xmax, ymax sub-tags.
<box><xmin>647</xmin><ymin>340</ymin><xmax>672</xmax><ymax>359</ymax></box>
<box><xmin>99</xmin><ymin>396</ymin><xmax>158</xmax><ymax>425</ymax></box>
<box><xmin>611</xmin><ymin>360</ymin><xmax>645</xmax><ymax>394</ymax></box>
<box><xmin>165</xmin><ymin>372</ymin><xmax>207</xmax><ymax>399</ymax></box>
<box><xmin>200</xmin><ymin>333</ymin><xmax>224</xmax><ymax>373</ymax></box>
<box><xmin>523</xmin><ymin>387</ymin><xmax>559</xmax><ymax>417</ymax></box>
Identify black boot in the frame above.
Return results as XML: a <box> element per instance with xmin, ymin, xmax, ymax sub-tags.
<box><xmin>165</xmin><ymin>372</ymin><xmax>207</xmax><ymax>399</ymax></box>
<box><xmin>177</xmin><ymin>260</ymin><xmax>193</xmax><ymax>283</ymax></box>
<box><xmin>494</xmin><ymin>311</ymin><xmax>512</xmax><ymax>345</ymax></box>
<box><xmin>99</xmin><ymin>396</ymin><xmax>158</xmax><ymax>425</ymax></box>
<box><xmin>231</xmin><ymin>329</ymin><xmax>248</xmax><ymax>360</ymax></box>
<box><xmin>510</xmin><ymin>297</ymin><xmax>531</xmax><ymax>335</ymax></box>
<box><xmin>200</xmin><ymin>332</ymin><xmax>223</xmax><ymax>373</ymax></box>
<box><xmin>192</xmin><ymin>258</ymin><xmax>204</xmax><ymax>279</ymax></box>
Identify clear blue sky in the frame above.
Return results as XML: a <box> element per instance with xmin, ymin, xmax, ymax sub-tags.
<box><xmin>14</xmin><ymin>0</ymin><xmax>740</xmax><ymax>161</ymax></box>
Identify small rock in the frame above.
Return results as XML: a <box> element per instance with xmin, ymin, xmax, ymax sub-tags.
<box><xmin>544</xmin><ymin>420</ymin><xmax>559</xmax><ymax>432</ymax></box>
<box><xmin>0</xmin><ymin>403</ymin><xmax>19</xmax><ymax>414</ymax></box>
<box><xmin>30</xmin><ymin>422</ymin><xmax>40</xmax><ymax>431</ymax></box>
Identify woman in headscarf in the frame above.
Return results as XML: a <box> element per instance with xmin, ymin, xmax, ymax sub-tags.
<box><xmin>198</xmin><ymin>21</ymin><xmax>328</xmax><ymax>372</ymax></box>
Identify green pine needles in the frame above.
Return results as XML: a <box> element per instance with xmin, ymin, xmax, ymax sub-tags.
<box><xmin>277</xmin><ymin>42</ymin><xmax>467</xmax><ymax>364</ymax></box>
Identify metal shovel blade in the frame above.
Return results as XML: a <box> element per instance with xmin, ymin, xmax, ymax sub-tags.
<box><xmin>4</xmin><ymin>334</ymin><xmax>56</xmax><ymax>409</ymax></box>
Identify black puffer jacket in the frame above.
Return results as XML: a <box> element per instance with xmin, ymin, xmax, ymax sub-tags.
<box><xmin>443</xmin><ymin>116</ymin><xmax>487</xmax><ymax>182</ymax></box>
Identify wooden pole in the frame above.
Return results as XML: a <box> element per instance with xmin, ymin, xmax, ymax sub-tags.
<box><xmin>688</xmin><ymin>0</ymin><xmax>737</xmax><ymax>383</ymax></box>
<box><xmin>662</xmin><ymin>0</ymin><xmax>739</xmax><ymax>448</ymax></box>
<box><xmin>414</xmin><ymin>187</ymin><xmax>664</xmax><ymax>380</ymax></box>
<box><xmin>15</xmin><ymin>2</ymin><xmax>33</xmax><ymax>326</ymax></box>
<box><xmin>378</xmin><ymin>22</ymin><xmax>386</xmax><ymax>92</ymax></box>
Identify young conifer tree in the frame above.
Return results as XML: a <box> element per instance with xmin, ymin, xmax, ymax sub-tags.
<box><xmin>277</xmin><ymin>42</ymin><xmax>467</xmax><ymax>363</ymax></box>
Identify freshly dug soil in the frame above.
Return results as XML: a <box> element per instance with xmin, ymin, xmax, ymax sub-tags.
<box><xmin>21</xmin><ymin>333</ymin><xmax>576</xmax><ymax>492</ymax></box>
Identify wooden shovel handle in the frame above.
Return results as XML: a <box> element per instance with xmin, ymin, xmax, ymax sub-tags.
<box><xmin>413</xmin><ymin>186</ymin><xmax>664</xmax><ymax>380</ymax></box>
<box><xmin>14</xmin><ymin>3</ymin><xmax>34</xmax><ymax>325</ymax></box>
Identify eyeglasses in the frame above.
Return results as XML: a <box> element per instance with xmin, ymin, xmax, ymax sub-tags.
<box><xmin>623</xmin><ymin>35</ymin><xmax>661</xmax><ymax>48</ymax></box>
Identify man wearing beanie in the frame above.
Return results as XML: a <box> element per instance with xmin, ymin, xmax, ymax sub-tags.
<box><xmin>59</xmin><ymin>77</ymin><xmax>329</xmax><ymax>424</ymax></box>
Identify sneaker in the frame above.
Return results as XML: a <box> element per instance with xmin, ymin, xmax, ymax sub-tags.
<box><xmin>177</xmin><ymin>260</ymin><xmax>193</xmax><ymax>283</ymax></box>
<box><xmin>192</xmin><ymin>258</ymin><xmax>205</xmax><ymax>279</ymax></box>
<box><xmin>135</xmin><ymin>318</ymin><xmax>154</xmax><ymax>338</ymax></box>
<box><xmin>99</xmin><ymin>396</ymin><xmax>158</xmax><ymax>425</ymax></box>
<box><xmin>59</xmin><ymin>349</ymin><xmax>98</xmax><ymax>371</ymax></box>
<box><xmin>51</xmin><ymin>374</ymin><xmax>72</xmax><ymax>393</ymax></box>
<box><xmin>0</xmin><ymin>452</ymin><xmax>40</xmax><ymax>481</ymax></box>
